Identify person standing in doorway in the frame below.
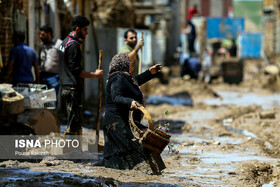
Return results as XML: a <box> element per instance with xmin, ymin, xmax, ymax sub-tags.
<box><xmin>119</xmin><ymin>29</ymin><xmax>144</xmax><ymax>76</ymax></box>
<box><xmin>59</xmin><ymin>15</ymin><xmax>103</xmax><ymax>135</ymax></box>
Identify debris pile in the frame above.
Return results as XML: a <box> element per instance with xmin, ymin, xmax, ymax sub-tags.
<box><xmin>91</xmin><ymin>0</ymin><xmax>136</xmax><ymax>27</ymax></box>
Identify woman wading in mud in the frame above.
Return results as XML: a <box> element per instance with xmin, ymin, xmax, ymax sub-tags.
<box><xmin>102</xmin><ymin>52</ymin><xmax>161</xmax><ymax>170</ymax></box>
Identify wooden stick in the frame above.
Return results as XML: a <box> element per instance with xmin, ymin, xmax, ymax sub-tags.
<box><xmin>138</xmin><ymin>32</ymin><xmax>143</xmax><ymax>74</ymax></box>
<box><xmin>96</xmin><ymin>50</ymin><xmax>103</xmax><ymax>147</ymax></box>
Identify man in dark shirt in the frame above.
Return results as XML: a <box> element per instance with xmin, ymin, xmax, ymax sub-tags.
<box><xmin>59</xmin><ymin>15</ymin><xmax>103</xmax><ymax>135</ymax></box>
<box><xmin>6</xmin><ymin>31</ymin><xmax>40</xmax><ymax>85</ymax></box>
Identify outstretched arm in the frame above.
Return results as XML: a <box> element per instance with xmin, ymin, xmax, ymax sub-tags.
<box><xmin>80</xmin><ymin>69</ymin><xmax>103</xmax><ymax>79</ymax></box>
<box><xmin>149</xmin><ymin>64</ymin><xmax>162</xmax><ymax>74</ymax></box>
<box><xmin>135</xmin><ymin>64</ymin><xmax>162</xmax><ymax>86</ymax></box>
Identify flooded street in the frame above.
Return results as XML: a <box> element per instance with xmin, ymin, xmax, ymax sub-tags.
<box><xmin>160</xmin><ymin>102</ymin><xmax>279</xmax><ymax>186</ymax></box>
<box><xmin>2</xmin><ymin>0</ymin><xmax>280</xmax><ymax>185</ymax></box>
<box><xmin>1</xmin><ymin>60</ymin><xmax>280</xmax><ymax>186</ymax></box>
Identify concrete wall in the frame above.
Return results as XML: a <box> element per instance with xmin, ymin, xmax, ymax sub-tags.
<box><xmin>152</xmin><ymin>32</ymin><xmax>166</xmax><ymax>64</ymax></box>
<box><xmin>166</xmin><ymin>0</ymin><xmax>181</xmax><ymax>64</ymax></box>
<box><xmin>28</xmin><ymin>0</ymin><xmax>35</xmax><ymax>49</ymax></box>
<box><xmin>210</xmin><ymin>0</ymin><xmax>223</xmax><ymax>17</ymax></box>
<box><xmin>84</xmin><ymin>27</ymin><xmax>117</xmax><ymax>105</ymax></box>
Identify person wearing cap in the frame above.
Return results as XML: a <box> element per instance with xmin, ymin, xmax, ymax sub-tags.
<box><xmin>59</xmin><ymin>15</ymin><xmax>103</xmax><ymax>135</ymax></box>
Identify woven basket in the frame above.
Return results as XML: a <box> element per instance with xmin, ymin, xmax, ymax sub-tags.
<box><xmin>129</xmin><ymin>106</ymin><xmax>171</xmax><ymax>154</ymax></box>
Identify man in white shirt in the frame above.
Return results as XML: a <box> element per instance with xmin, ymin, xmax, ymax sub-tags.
<box><xmin>39</xmin><ymin>24</ymin><xmax>62</xmax><ymax>92</ymax></box>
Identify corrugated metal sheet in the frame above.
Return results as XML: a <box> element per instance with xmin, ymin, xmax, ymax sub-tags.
<box><xmin>238</xmin><ymin>33</ymin><xmax>263</xmax><ymax>58</ymax></box>
<box><xmin>206</xmin><ymin>17</ymin><xmax>245</xmax><ymax>39</ymax></box>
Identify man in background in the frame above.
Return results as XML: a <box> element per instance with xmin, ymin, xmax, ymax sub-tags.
<box><xmin>59</xmin><ymin>15</ymin><xmax>103</xmax><ymax>135</ymax></box>
<box><xmin>119</xmin><ymin>29</ymin><xmax>144</xmax><ymax>76</ymax></box>
<box><xmin>39</xmin><ymin>24</ymin><xmax>62</xmax><ymax>93</ymax></box>
<box><xmin>187</xmin><ymin>4</ymin><xmax>199</xmax><ymax>20</ymax></box>
<box><xmin>6</xmin><ymin>31</ymin><xmax>39</xmax><ymax>85</ymax></box>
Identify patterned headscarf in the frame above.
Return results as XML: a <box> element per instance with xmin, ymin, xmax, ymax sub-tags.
<box><xmin>108</xmin><ymin>52</ymin><xmax>138</xmax><ymax>86</ymax></box>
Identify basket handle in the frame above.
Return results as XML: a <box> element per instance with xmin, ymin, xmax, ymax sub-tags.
<box><xmin>130</xmin><ymin>106</ymin><xmax>154</xmax><ymax>130</ymax></box>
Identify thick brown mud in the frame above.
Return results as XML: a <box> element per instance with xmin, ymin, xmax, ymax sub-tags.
<box><xmin>1</xmin><ymin>59</ymin><xmax>280</xmax><ymax>186</ymax></box>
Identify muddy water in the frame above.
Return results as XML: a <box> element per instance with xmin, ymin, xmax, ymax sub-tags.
<box><xmin>163</xmin><ymin>105</ymin><xmax>279</xmax><ymax>186</ymax></box>
<box><xmin>160</xmin><ymin>90</ymin><xmax>280</xmax><ymax>185</ymax></box>
<box><xmin>0</xmin><ymin>167</ymin><xmax>178</xmax><ymax>186</ymax></box>
<box><xmin>1</xmin><ymin>90</ymin><xmax>280</xmax><ymax>186</ymax></box>
<box><xmin>201</xmin><ymin>91</ymin><xmax>280</xmax><ymax>110</ymax></box>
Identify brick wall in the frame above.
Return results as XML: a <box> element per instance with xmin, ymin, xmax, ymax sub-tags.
<box><xmin>223</xmin><ymin>0</ymin><xmax>232</xmax><ymax>17</ymax></box>
<box><xmin>201</xmin><ymin>0</ymin><xmax>210</xmax><ymax>17</ymax></box>
<box><xmin>0</xmin><ymin>0</ymin><xmax>13</xmax><ymax>68</ymax></box>
<box><xmin>0</xmin><ymin>0</ymin><xmax>28</xmax><ymax>80</ymax></box>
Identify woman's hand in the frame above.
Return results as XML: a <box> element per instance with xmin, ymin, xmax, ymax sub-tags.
<box><xmin>149</xmin><ymin>64</ymin><xmax>162</xmax><ymax>74</ymax></box>
<box><xmin>130</xmin><ymin>101</ymin><xmax>141</xmax><ymax>110</ymax></box>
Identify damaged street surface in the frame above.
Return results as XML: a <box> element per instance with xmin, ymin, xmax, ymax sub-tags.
<box><xmin>1</xmin><ymin>59</ymin><xmax>280</xmax><ymax>186</ymax></box>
